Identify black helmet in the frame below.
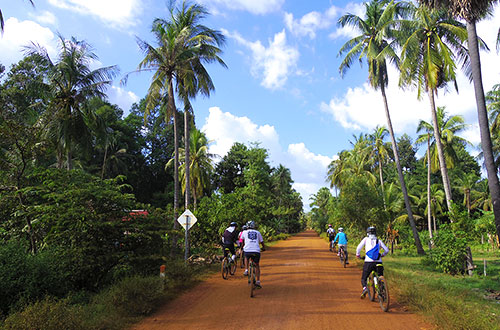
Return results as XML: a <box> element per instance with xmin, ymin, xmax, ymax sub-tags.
<box><xmin>242</xmin><ymin>225</ymin><xmax>248</xmax><ymax>230</ymax></box>
<box><xmin>230</xmin><ymin>221</ymin><xmax>237</xmax><ymax>227</ymax></box>
<box><xmin>367</xmin><ymin>226</ymin><xmax>376</xmax><ymax>235</ymax></box>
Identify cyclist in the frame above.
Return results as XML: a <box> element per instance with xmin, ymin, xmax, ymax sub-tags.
<box><xmin>334</xmin><ymin>227</ymin><xmax>349</xmax><ymax>264</ymax></box>
<box><xmin>241</xmin><ymin>221</ymin><xmax>266</xmax><ymax>288</ymax></box>
<box><xmin>221</xmin><ymin>221</ymin><xmax>238</xmax><ymax>263</ymax></box>
<box><xmin>356</xmin><ymin>226</ymin><xmax>389</xmax><ymax>298</ymax></box>
<box><xmin>237</xmin><ymin>225</ymin><xmax>248</xmax><ymax>260</ymax></box>
<box><xmin>326</xmin><ymin>224</ymin><xmax>336</xmax><ymax>251</ymax></box>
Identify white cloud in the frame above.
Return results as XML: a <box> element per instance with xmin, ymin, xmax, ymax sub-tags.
<box><xmin>30</xmin><ymin>10</ymin><xmax>57</xmax><ymax>25</ymax></box>
<box><xmin>0</xmin><ymin>18</ymin><xmax>57</xmax><ymax>68</ymax></box>
<box><xmin>197</xmin><ymin>0</ymin><xmax>284</xmax><ymax>15</ymax></box>
<box><xmin>284</xmin><ymin>6</ymin><xmax>338</xmax><ymax>39</ymax></box>
<box><xmin>107</xmin><ymin>85</ymin><xmax>139</xmax><ymax>113</ymax></box>
<box><xmin>328</xmin><ymin>2</ymin><xmax>366</xmax><ymax>40</ymax></box>
<box><xmin>224</xmin><ymin>29</ymin><xmax>299</xmax><ymax>90</ymax></box>
<box><xmin>202</xmin><ymin>107</ymin><xmax>334</xmax><ymax>210</ymax></box>
<box><xmin>47</xmin><ymin>0</ymin><xmax>142</xmax><ymax>28</ymax></box>
<box><xmin>321</xmin><ymin>5</ymin><xmax>500</xmax><ymax>144</ymax></box>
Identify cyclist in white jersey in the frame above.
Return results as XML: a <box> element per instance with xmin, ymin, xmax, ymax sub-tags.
<box><xmin>356</xmin><ymin>226</ymin><xmax>389</xmax><ymax>298</ymax></box>
<box><xmin>241</xmin><ymin>221</ymin><xmax>266</xmax><ymax>288</ymax></box>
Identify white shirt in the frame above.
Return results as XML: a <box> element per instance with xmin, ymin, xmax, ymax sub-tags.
<box><xmin>356</xmin><ymin>235</ymin><xmax>389</xmax><ymax>262</ymax></box>
<box><xmin>242</xmin><ymin>229</ymin><xmax>263</xmax><ymax>253</ymax></box>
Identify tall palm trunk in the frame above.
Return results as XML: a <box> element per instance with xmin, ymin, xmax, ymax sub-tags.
<box><xmin>427</xmin><ymin>86</ymin><xmax>453</xmax><ymax>212</ymax></box>
<box><xmin>380</xmin><ymin>82</ymin><xmax>425</xmax><ymax>254</ymax></box>
<box><xmin>169</xmin><ymin>78</ymin><xmax>179</xmax><ymax>257</ymax></box>
<box><xmin>378</xmin><ymin>155</ymin><xmax>386</xmax><ymax>208</ymax></box>
<box><xmin>467</xmin><ymin>20</ymin><xmax>500</xmax><ymax>244</ymax></box>
<box><xmin>184</xmin><ymin>110</ymin><xmax>191</xmax><ymax>210</ymax></box>
<box><xmin>427</xmin><ymin>133</ymin><xmax>433</xmax><ymax>240</ymax></box>
<box><xmin>67</xmin><ymin>149</ymin><xmax>72</xmax><ymax>170</ymax></box>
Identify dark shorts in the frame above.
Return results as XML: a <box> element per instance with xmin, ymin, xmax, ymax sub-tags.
<box><xmin>222</xmin><ymin>244</ymin><xmax>235</xmax><ymax>257</ymax></box>
<box><xmin>329</xmin><ymin>235</ymin><xmax>335</xmax><ymax>241</ymax></box>
<box><xmin>245</xmin><ymin>252</ymin><xmax>261</xmax><ymax>264</ymax></box>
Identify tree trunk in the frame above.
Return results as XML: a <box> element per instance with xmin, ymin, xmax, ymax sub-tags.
<box><xmin>467</xmin><ymin>20</ymin><xmax>500</xmax><ymax>245</ymax></box>
<box><xmin>169</xmin><ymin>78</ymin><xmax>179</xmax><ymax>257</ymax></box>
<box><xmin>427</xmin><ymin>87</ymin><xmax>453</xmax><ymax>212</ymax></box>
<box><xmin>101</xmin><ymin>143</ymin><xmax>108</xmax><ymax>179</ymax></box>
<box><xmin>184</xmin><ymin>110</ymin><xmax>190</xmax><ymax>210</ymax></box>
<box><xmin>67</xmin><ymin>149</ymin><xmax>72</xmax><ymax>170</ymax></box>
<box><xmin>427</xmin><ymin>134</ymin><xmax>433</xmax><ymax>240</ymax></box>
<box><xmin>378</xmin><ymin>155</ymin><xmax>386</xmax><ymax>208</ymax></box>
<box><xmin>380</xmin><ymin>82</ymin><xmax>425</xmax><ymax>254</ymax></box>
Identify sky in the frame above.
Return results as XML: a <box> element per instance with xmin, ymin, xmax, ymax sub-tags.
<box><xmin>1</xmin><ymin>0</ymin><xmax>500</xmax><ymax>210</ymax></box>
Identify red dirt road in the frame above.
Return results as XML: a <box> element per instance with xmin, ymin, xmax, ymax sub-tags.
<box><xmin>132</xmin><ymin>230</ymin><xmax>433</xmax><ymax>330</ymax></box>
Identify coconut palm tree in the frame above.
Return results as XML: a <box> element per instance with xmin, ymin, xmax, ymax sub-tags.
<box><xmin>370</xmin><ymin>126</ymin><xmax>390</xmax><ymax>207</ymax></box>
<box><xmin>130</xmin><ymin>1</ymin><xmax>225</xmax><ymax>253</ymax></box>
<box><xmin>399</xmin><ymin>4</ymin><xmax>468</xmax><ymax>212</ymax></box>
<box><xmin>0</xmin><ymin>0</ymin><xmax>34</xmax><ymax>33</ymax></box>
<box><xmin>337</xmin><ymin>0</ymin><xmax>424</xmax><ymax>254</ymax></box>
<box><xmin>25</xmin><ymin>35</ymin><xmax>118</xmax><ymax>169</ymax></box>
<box><xmin>455</xmin><ymin>172</ymin><xmax>480</xmax><ymax>215</ymax></box>
<box><xmin>420</xmin><ymin>0</ymin><xmax>500</xmax><ymax>248</ymax></box>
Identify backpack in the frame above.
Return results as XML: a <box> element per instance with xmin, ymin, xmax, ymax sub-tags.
<box><xmin>366</xmin><ymin>239</ymin><xmax>380</xmax><ymax>260</ymax></box>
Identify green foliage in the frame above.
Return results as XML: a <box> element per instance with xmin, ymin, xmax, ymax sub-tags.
<box><xmin>103</xmin><ymin>276</ymin><xmax>165</xmax><ymax>317</ymax></box>
<box><xmin>427</xmin><ymin>229</ymin><xmax>467</xmax><ymax>275</ymax></box>
<box><xmin>2</xmin><ymin>297</ymin><xmax>86</xmax><ymax>330</ymax></box>
<box><xmin>0</xmin><ymin>241</ymin><xmax>71</xmax><ymax>317</ymax></box>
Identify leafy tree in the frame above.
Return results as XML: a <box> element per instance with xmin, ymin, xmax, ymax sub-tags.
<box><xmin>337</xmin><ymin>0</ymin><xmax>424</xmax><ymax>254</ymax></box>
<box><xmin>25</xmin><ymin>35</ymin><xmax>118</xmax><ymax>170</ymax></box>
<box><xmin>214</xmin><ymin>142</ymin><xmax>249</xmax><ymax>193</ymax></box>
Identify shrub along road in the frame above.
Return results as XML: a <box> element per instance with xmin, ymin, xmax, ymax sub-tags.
<box><xmin>132</xmin><ymin>230</ymin><xmax>433</xmax><ymax>330</ymax></box>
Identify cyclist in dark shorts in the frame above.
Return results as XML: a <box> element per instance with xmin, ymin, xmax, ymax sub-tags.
<box><xmin>327</xmin><ymin>224</ymin><xmax>336</xmax><ymax>250</ymax></box>
<box><xmin>221</xmin><ymin>221</ymin><xmax>238</xmax><ymax>263</ymax></box>
<box><xmin>241</xmin><ymin>221</ymin><xmax>266</xmax><ymax>288</ymax></box>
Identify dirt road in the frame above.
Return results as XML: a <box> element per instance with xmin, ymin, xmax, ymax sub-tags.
<box><xmin>133</xmin><ymin>230</ymin><xmax>432</xmax><ymax>330</ymax></box>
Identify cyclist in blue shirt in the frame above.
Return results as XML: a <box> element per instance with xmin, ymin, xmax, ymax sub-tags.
<box><xmin>333</xmin><ymin>227</ymin><xmax>349</xmax><ymax>264</ymax></box>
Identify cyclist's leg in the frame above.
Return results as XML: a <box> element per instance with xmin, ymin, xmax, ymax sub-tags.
<box><xmin>342</xmin><ymin>244</ymin><xmax>349</xmax><ymax>263</ymax></box>
<box><xmin>361</xmin><ymin>262</ymin><xmax>376</xmax><ymax>287</ymax></box>
<box><xmin>253</xmin><ymin>253</ymin><xmax>261</xmax><ymax>281</ymax></box>
<box><xmin>229</xmin><ymin>244</ymin><xmax>236</xmax><ymax>262</ymax></box>
<box><xmin>376</xmin><ymin>264</ymin><xmax>384</xmax><ymax>277</ymax></box>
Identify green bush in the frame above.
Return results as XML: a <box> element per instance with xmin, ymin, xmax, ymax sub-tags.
<box><xmin>104</xmin><ymin>276</ymin><xmax>165</xmax><ymax>317</ymax></box>
<box><xmin>427</xmin><ymin>229</ymin><xmax>467</xmax><ymax>275</ymax></box>
<box><xmin>2</xmin><ymin>297</ymin><xmax>85</xmax><ymax>330</ymax></box>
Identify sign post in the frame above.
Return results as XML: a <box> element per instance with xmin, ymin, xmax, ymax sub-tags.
<box><xmin>177</xmin><ymin>210</ymin><xmax>197</xmax><ymax>262</ymax></box>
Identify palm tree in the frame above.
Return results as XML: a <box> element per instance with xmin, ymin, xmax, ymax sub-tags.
<box><xmin>337</xmin><ymin>0</ymin><xmax>424</xmax><ymax>254</ymax></box>
<box><xmin>130</xmin><ymin>1</ymin><xmax>225</xmax><ymax>253</ymax></box>
<box><xmin>455</xmin><ymin>172</ymin><xmax>480</xmax><ymax>215</ymax></box>
<box><xmin>370</xmin><ymin>126</ymin><xmax>390</xmax><ymax>207</ymax></box>
<box><xmin>420</xmin><ymin>0</ymin><xmax>500</xmax><ymax>248</ymax></box>
<box><xmin>175</xmin><ymin>128</ymin><xmax>215</xmax><ymax>210</ymax></box>
<box><xmin>416</xmin><ymin>129</ymin><xmax>433</xmax><ymax>238</ymax></box>
<box><xmin>25</xmin><ymin>35</ymin><xmax>118</xmax><ymax>169</ymax></box>
<box><xmin>0</xmin><ymin>0</ymin><xmax>34</xmax><ymax>33</ymax></box>
<box><xmin>428</xmin><ymin>184</ymin><xmax>445</xmax><ymax>234</ymax></box>
<box><xmin>399</xmin><ymin>4</ymin><xmax>468</xmax><ymax>212</ymax></box>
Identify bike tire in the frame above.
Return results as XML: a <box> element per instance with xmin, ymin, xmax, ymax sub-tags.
<box><xmin>378</xmin><ymin>277</ymin><xmax>390</xmax><ymax>312</ymax></box>
<box><xmin>230</xmin><ymin>258</ymin><xmax>237</xmax><ymax>275</ymax></box>
<box><xmin>221</xmin><ymin>258</ymin><xmax>229</xmax><ymax>280</ymax></box>
<box><xmin>367</xmin><ymin>273</ymin><xmax>374</xmax><ymax>301</ymax></box>
<box><xmin>240</xmin><ymin>252</ymin><xmax>245</xmax><ymax>268</ymax></box>
<box><xmin>343</xmin><ymin>250</ymin><xmax>347</xmax><ymax>268</ymax></box>
<box><xmin>249</xmin><ymin>265</ymin><xmax>255</xmax><ymax>297</ymax></box>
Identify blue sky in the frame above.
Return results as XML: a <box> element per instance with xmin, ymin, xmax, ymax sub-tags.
<box><xmin>1</xmin><ymin>0</ymin><xmax>500</xmax><ymax>209</ymax></box>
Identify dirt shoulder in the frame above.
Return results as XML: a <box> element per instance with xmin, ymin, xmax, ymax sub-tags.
<box><xmin>132</xmin><ymin>230</ymin><xmax>433</xmax><ymax>330</ymax></box>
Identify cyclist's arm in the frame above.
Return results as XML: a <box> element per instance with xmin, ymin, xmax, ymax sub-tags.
<box><xmin>380</xmin><ymin>240</ymin><xmax>390</xmax><ymax>257</ymax></box>
<box><xmin>333</xmin><ymin>233</ymin><xmax>339</xmax><ymax>243</ymax></box>
<box><xmin>356</xmin><ymin>238</ymin><xmax>366</xmax><ymax>257</ymax></box>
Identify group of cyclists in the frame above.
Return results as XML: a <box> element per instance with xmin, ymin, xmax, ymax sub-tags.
<box><xmin>327</xmin><ymin>223</ymin><xmax>389</xmax><ymax>297</ymax></box>
<box><xmin>221</xmin><ymin>220</ymin><xmax>389</xmax><ymax>298</ymax></box>
<box><xmin>221</xmin><ymin>220</ymin><xmax>266</xmax><ymax>288</ymax></box>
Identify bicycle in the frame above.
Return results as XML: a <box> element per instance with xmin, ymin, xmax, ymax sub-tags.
<box><xmin>366</xmin><ymin>263</ymin><xmax>390</xmax><ymax>312</ymax></box>
<box><xmin>248</xmin><ymin>256</ymin><xmax>257</xmax><ymax>297</ymax></box>
<box><xmin>221</xmin><ymin>247</ymin><xmax>237</xmax><ymax>280</ymax></box>
<box><xmin>237</xmin><ymin>247</ymin><xmax>245</xmax><ymax>268</ymax></box>
<box><xmin>338</xmin><ymin>245</ymin><xmax>347</xmax><ymax>268</ymax></box>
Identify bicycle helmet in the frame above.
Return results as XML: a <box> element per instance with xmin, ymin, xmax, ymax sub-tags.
<box><xmin>367</xmin><ymin>226</ymin><xmax>376</xmax><ymax>235</ymax></box>
<box><xmin>230</xmin><ymin>221</ymin><xmax>237</xmax><ymax>227</ymax></box>
<box><xmin>338</xmin><ymin>227</ymin><xmax>344</xmax><ymax>232</ymax></box>
<box><xmin>242</xmin><ymin>225</ymin><xmax>248</xmax><ymax>231</ymax></box>
<box><xmin>247</xmin><ymin>221</ymin><xmax>255</xmax><ymax>229</ymax></box>
<box><xmin>328</xmin><ymin>224</ymin><xmax>332</xmax><ymax>227</ymax></box>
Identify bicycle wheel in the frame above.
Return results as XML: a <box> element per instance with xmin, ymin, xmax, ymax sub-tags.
<box><xmin>367</xmin><ymin>273</ymin><xmax>374</xmax><ymax>301</ymax></box>
<box><xmin>230</xmin><ymin>257</ymin><xmax>237</xmax><ymax>275</ymax></box>
<box><xmin>249</xmin><ymin>264</ymin><xmax>255</xmax><ymax>297</ymax></box>
<box><xmin>378</xmin><ymin>276</ymin><xmax>390</xmax><ymax>312</ymax></box>
<box><xmin>342</xmin><ymin>249</ymin><xmax>347</xmax><ymax>268</ymax></box>
<box><xmin>240</xmin><ymin>251</ymin><xmax>245</xmax><ymax>268</ymax></box>
<box><xmin>221</xmin><ymin>258</ymin><xmax>229</xmax><ymax>280</ymax></box>
<box><xmin>339</xmin><ymin>248</ymin><xmax>344</xmax><ymax>265</ymax></box>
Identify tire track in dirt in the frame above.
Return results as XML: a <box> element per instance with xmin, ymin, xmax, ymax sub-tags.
<box><xmin>132</xmin><ymin>230</ymin><xmax>433</xmax><ymax>330</ymax></box>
